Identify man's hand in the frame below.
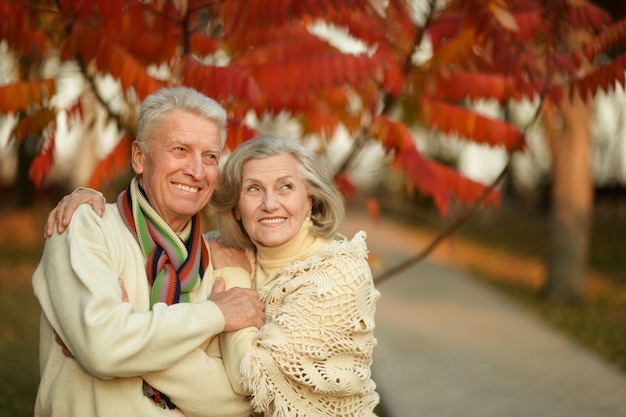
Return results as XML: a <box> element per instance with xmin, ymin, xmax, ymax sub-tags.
<box><xmin>119</xmin><ymin>278</ymin><xmax>129</xmax><ymax>302</ymax></box>
<box><xmin>210</xmin><ymin>278</ymin><xmax>265</xmax><ymax>331</ymax></box>
<box><xmin>208</xmin><ymin>240</ymin><xmax>251</xmax><ymax>274</ymax></box>
<box><xmin>44</xmin><ymin>188</ymin><xmax>106</xmax><ymax>237</ymax></box>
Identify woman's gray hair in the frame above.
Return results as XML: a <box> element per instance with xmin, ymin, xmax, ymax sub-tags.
<box><xmin>136</xmin><ymin>86</ymin><xmax>227</xmax><ymax>149</ymax></box>
<box><xmin>211</xmin><ymin>135</ymin><xmax>345</xmax><ymax>249</ymax></box>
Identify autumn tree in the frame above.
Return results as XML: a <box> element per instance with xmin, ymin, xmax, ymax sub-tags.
<box><xmin>1</xmin><ymin>0</ymin><xmax>625</xmax><ymax>304</ymax></box>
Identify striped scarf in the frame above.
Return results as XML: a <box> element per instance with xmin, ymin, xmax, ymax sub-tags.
<box><xmin>117</xmin><ymin>177</ymin><xmax>209</xmax><ymax>409</ymax></box>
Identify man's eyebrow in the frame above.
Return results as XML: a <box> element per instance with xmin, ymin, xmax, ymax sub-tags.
<box><xmin>169</xmin><ymin>139</ymin><xmax>220</xmax><ymax>152</ymax></box>
<box><xmin>167</xmin><ymin>138</ymin><xmax>188</xmax><ymax>147</ymax></box>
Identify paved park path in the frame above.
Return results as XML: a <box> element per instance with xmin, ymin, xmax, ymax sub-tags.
<box><xmin>341</xmin><ymin>209</ymin><xmax>626</xmax><ymax>417</ymax></box>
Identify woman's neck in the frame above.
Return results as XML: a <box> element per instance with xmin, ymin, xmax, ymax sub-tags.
<box><xmin>254</xmin><ymin>219</ymin><xmax>327</xmax><ymax>286</ymax></box>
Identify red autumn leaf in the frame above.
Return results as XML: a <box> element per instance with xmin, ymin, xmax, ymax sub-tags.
<box><xmin>334</xmin><ymin>172</ymin><xmax>358</xmax><ymax>199</ymax></box>
<box><xmin>11</xmin><ymin>109</ymin><xmax>57</xmax><ymax>141</ymax></box>
<box><xmin>366</xmin><ymin>197</ymin><xmax>381</xmax><ymax>223</ymax></box>
<box><xmin>0</xmin><ymin>79</ymin><xmax>55</xmax><ymax>114</ymax></box>
<box><xmin>29</xmin><ymin>128</ymin><xmax>56</xmax><ymax>188</ymax></box>
<box><xmin>420</xmin><ymin>97</ymin><xmax>524</xmax><ymax>152</ymax></box>
<box><xmin>86</xmin><ymin>133</ymin><xmax>133</xmax><ymax>190</ymax></box>
<box><xmin>225</xmin><ymin>119</ymin><xmax>260</xmax><ymax>151</ymax></box>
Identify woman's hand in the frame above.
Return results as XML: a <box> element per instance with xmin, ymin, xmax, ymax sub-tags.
<box><xmin>44</xmin><ymin>188</ymin><xmax>106</xmax><ymax>238</ymax></box>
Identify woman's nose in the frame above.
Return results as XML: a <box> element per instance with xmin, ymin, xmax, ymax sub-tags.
<box><xmin>262</xmin><ymin>192</ymin><xmax>278</xmax><ymax>210</ymax></box>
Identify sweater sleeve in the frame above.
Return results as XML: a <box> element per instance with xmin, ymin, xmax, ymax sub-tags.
<box><xmin>141</xmin><ymin>267</ymin><xmax>254</xmax><ymax>417</ymax></box>
<box><xmin>215</xmin><ymin>267</ymin><xmax>258</xmax><ymax>395</ymax></box>
<box><xmin>142</xmin><ymin>265</ymin><xmax>257</xmax><ymax>412</ymax></box>
<box><xmin>32</xmin><ymin>205</ymin><xmax>225</xmax><ymax>379</ymax></box>
<box><xmin>142</xmin><ymin>342</ymin><xmax>252</xmax><ymax>417</ymax></box>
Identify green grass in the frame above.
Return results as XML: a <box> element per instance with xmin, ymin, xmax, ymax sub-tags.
<box><xmin>536</xmin><ymin>295</ymin><xmax>626</xmax><ymax>371</ymax></box>
<box><xmin>0</xmin><ymin>203</ymin><xmax>46</xmax><ymax>417</ymax></box>
<box><xmin>0</xmin><ymin>265</ymin><xmax>41</xmax><ymax>417</ymax></box>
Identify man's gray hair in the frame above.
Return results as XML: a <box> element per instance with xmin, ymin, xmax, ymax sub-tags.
<box><xmin>136</xmin><ymin>86</ymin><xmax>227</xmax><ymax>148</ymax></box>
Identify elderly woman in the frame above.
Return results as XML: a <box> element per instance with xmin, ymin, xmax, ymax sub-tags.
<box><xmin>46</xmin><ymin>135</ymin><xmax>381</xmax><ymax>417</ymax></box>
<box><xmin>212</xmin><ymin>135</ymin><xmax>380</xmax><ymax>416</ymax></box>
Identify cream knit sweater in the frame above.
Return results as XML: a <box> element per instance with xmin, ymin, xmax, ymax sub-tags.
<box><xmin>32</xmin><ymin>203</ymin><xmax>252</xmax><ymax>417</ymax></box>
<box><xmin>220</xmin><ymin>224</ymin><xmax>380</xmax><ymax>417</ymax></box>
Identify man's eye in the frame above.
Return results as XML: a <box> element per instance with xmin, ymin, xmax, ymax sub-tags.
<box><xmin>203</xmin><ymin>154</ymin><xmax>219</xmax><ymax>165</ymax></box>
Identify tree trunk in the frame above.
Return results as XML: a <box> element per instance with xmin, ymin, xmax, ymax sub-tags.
<box><xmin>542</xmin><ymin>93</ymin><xmax>593</xmax><ymax>304</ymax></box>
<box><xmin>14</xmin><ymin>134</ymin><xmax>38</xmax><ymax>207</ymax></box>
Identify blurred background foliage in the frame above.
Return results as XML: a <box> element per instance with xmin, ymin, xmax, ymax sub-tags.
<box><xmin>1</xmin><ymin>1</ymin><xmax>626</xmax><ymax>416</ymax></box>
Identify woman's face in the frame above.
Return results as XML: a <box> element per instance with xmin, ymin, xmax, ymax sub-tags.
<box><xmin>235</xmin><ymin>153</ymin><xmax>313</xmax><ymax>247</ymax></box>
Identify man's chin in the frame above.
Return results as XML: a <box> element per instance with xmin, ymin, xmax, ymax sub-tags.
<box><xmin>176</xmin><ymin>201</ymin><xmax>209</xmax><ymax>216</ymax></box>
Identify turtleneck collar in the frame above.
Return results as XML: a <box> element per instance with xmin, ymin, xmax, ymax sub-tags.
<box><xmin>253</xmin><ymin>218</ymin><xmax>328</xmax><ymax>287</ymax></box>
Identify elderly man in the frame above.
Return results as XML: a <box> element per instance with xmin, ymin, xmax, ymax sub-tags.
<box><xmin>32</xmin><ymin>87</ymin><xmax>263</xmax><ymax>417</ymax></box>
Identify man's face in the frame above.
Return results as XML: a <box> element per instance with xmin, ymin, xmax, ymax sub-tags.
<box><xmin>132</xmin><ymin>109</ymin><xmax>221</xmax><ymax>232</ymax></box>
<box><xmin>234</xmin><ymin>153</ymin><xmax>313</xmax><ymax>247</ymax></box>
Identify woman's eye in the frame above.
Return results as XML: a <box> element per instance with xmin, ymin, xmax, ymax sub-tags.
<box><xmin>281</xmin><ymin>183</ymin><xmax>293</xmax><ymax>191</ymax></box>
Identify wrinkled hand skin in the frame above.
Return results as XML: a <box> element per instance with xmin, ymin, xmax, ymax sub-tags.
<box><xmin>210</xmin><ymin>278</ymin><xmax>265</xmax><ymax>331</ymax></box>
<box><xmin>44</xmin><ymin>188</ymin><xmax>106</xmax><ymax>237</ymax></box>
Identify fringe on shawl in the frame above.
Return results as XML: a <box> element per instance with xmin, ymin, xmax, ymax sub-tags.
<box><xmin>241</xmin><ymin>231</ymin><xmax>379</xmax><ymax>416</ymax></box>
<box><xmin>241</xmin><ymin>350</ymin><xmax>275</xmax><ymax>414</ymax></box>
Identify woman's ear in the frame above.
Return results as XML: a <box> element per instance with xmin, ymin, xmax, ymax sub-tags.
<box><xmin>233</xmin><ymin>207</ymin><xmax>241</xmax><ymax>221</ymax></box>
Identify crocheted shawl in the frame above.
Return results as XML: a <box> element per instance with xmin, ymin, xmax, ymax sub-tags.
<box><xmin>242</xmin><ymin>231</ymin><xmax>380</xmax><ymax>417</ymax></box>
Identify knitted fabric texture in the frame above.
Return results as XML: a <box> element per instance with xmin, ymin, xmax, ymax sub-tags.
<box><xmin>117</xmin><ymin>177</ymin><xmax>209</xmax><ymax>409</ymax></box>
<box><xmin>241</xmin><ymin>231</ymin><xmax>380</xmax><ymax>417</ymax></box>
<box><xmin>117</xmin><ymin>178</ymin><xmax>209</xmax><ymax>306</ymax></box>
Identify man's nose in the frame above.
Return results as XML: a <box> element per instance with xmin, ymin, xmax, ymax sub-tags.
<box><xmin>184</xmin><ymin>155</ymin><xmax>204</xmax><ymax>179</ymax></box>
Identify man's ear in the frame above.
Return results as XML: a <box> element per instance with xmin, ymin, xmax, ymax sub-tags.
<box><xmin>131</xmin><ymin>141</ymin><xmax>144</xmax><ymax>174</ymax></box>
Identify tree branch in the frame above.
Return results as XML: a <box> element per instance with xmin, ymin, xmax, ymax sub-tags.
<box><xmin>373</xmin><ymin>98</ymin><xmax>546</xmax><ymax>284</ymax></box>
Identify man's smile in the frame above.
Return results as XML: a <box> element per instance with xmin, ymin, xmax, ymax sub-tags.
<box><xmin>173</xmin><ymin>183</ymin><xmax>200</xmax><ymax>193</ymax></box>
